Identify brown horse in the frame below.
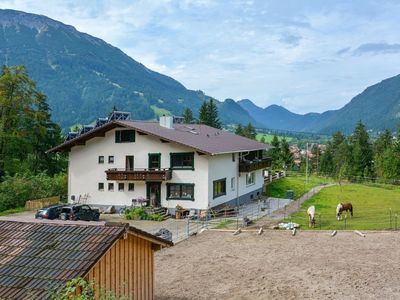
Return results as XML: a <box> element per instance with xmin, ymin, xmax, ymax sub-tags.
<box><xmin>336</xmin><ymin>203</ymin><xmax>353</xmax><ymax>220</ymax></box>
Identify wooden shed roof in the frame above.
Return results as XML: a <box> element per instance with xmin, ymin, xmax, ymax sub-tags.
<box><xmin>0</xmin><ymin>221</ymin><xmax>171</xmax><ymax>300</ymax></box>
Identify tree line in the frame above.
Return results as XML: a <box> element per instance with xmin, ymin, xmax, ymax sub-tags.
<box><xmin>0</xmin><ymin>65</ymin><xmax>67</xmax><ymax>211</ymax></box>
<box><xmin>317</xmin><ymin>121</ymin><xmax>400</xmax><ymax>181</ymax></box>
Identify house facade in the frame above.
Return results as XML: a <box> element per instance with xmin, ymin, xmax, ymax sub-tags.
<box><xmin>50</xmin><ymin>115</ymin><xmax>271</xmax><ymax>211</ymax></box>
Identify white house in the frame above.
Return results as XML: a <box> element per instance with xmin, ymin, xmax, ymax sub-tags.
<box><xmin>49</xmin><ymin>114</ymin><xmax>272</xmax><ymax>211</ymax></box>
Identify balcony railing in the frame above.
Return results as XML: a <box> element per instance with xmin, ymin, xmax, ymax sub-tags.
<box><xmin>105</xmin><ymin>168</ymin><xmax>172</xmax><ymax>181</ymax></box>
<box><xmin>239</xmin><ymin>158</ymin><xmax>272</xmax><ymax>173</ymax></box>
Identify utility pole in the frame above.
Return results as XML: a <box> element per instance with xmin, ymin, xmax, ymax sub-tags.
<box><xmin>306</xmin><ymin>142</ymin><xmax>309</xmax><ymax>184</ymax></box>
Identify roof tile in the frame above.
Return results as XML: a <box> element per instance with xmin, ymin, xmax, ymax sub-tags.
<box><xmin>0</xmin><ymin>221</ymin><xmax>125</xmax><ymax>300</ymax></box>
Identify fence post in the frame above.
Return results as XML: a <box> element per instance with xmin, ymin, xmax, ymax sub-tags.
<box><xmin>344</xmin><ymin>214</ymin><xmax>347</xmax><ymax>230</ymax></box>
<box><xmin>236</xmin><ymin>207</ymin><xmax>239</xmax><ymax>230</ymax></box>
<box><xmin>186</xmin><ymin>218</ymin><xmax>190</xmax><ymax>238</ymax></box>
<box><xmin>176</xmin><ymin>220</ymin><xmax>179</xmax><ymax>240</ymax></box>
<box><xmin>319</xmin><ymin>214</ymin><xmax>322</xmax><ymax>230</ymax></box>
<box><xmin>396</xmin><ymin>214</ymin><xmax>398</xmax><ymax>231</ymax></box>
<box><xmin>390</xmin><ymin>208</ymin><xmax>392</xmax><ymax>230</ymax></box>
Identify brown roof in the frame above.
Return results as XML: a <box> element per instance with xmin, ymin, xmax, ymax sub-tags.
<box><xmin>49</xmin><ymin>120</ymin><xmax>271</xmax><ymax>155</ymax></box>
<box><xmin>0</xmin><ymin>221</ymin><xmax>171</xmax><ymax>300</ymax></box>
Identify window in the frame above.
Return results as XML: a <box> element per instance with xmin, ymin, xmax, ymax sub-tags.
<box><xmin>167</xmin><ymin>183</ymin><xmax>194</xmax><ymax>200</ymax></box>
<box><xmin>246</xmin><ymin>172</ymin><xmax>255</xmax><ymax>186</ymax></box>
<box><xmin>115</xmin><ymin>130</ymin><xmax>135</xmax><ymax>143</ymax></box>
<box><xmin>232</xmin><ymin>153</ymin><xmax>235</xmax><ymax>162</ymax></box>
<box><xmin>170</xmin><ymin>152</ymin><xmax>194</xmax><ymax>170</ymax></box>
<box><xmin>126</xmin><ymin>156</ymin><xmax>134</xmax><ymax>171</ymax></box>
<box><xmin>98</xmin><ymin>182</ymin><xmax>104</xmax><ymax>191</ymax></box>
<box><xmin>148</xmin><ymin>153</ymin><xmax>161</xmax><ymax>169</ymax></box>
<box><xmin>108</xmin><ymin>183</ymin><xmax>114</xmax><ymax>191</ymax></box>
<box><xmin>118</xmin><ymin>183</ymin><xmax>124</xmax><ymax>191</ymax></box>
<box><xmin>108</xmin><ymin>156</ymin><xmax>114</xmax><ymax>164</ymax></box>
<box><xmin>128</xmin><ymin>183</ymin><xmax>135</xmax><ymax>191</ymax></box>
<box><xmin>98</xmin><ymin>156</ymin><xmax>104</xmax><ymax>164</ymax></box>
<box><xmin>213</xmin><ymin>178</ymin><xmax>226</xmax><ymax>198</ymax></box>
<box><xmin>231</xmin><ymin>177</ymin><xmax>235</xmax><ymax>191</ymax></box>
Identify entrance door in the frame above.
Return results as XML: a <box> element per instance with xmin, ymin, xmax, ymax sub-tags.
<box><xmin>147</xmin><ymin>182</ymin><xmax>161</xmax><ymax>207</ymax></box>
<box><xmin>126</xmin><ymin>156</ymin><xmax>134</xmax><ymax>171</ymax></box>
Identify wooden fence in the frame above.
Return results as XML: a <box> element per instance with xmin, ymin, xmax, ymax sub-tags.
<box><xmin>264</xmin><ymin>171</ymin><xmax>286</xmax><ymax>185</ymax></box>
<box><xmin>25</xmin><ymin>196</ymin><xmax>61</xmax><ymax>211</ymax></box>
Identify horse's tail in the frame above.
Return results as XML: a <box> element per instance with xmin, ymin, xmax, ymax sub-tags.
<box><xmin>350</xmin><ymin>204</ymin><xmax>353</xmax><ymax>216</ymax></box>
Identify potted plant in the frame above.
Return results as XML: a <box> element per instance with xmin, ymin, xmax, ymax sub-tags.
<box><xmin>175</xmin><ymin>204</ymin><xmax>184</xmax><ymax>219</ymax></box>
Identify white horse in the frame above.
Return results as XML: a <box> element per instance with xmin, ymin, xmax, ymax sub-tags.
<box><xmin>307</xmin><ymin>205</ymin><xmax>316</xmax><ymax>228</ymax></box>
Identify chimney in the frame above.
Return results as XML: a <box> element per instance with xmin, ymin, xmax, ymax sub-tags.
<box><xmin>159</xmin><ymin>115</ymin><xmax>174</xmax><ymax>129</ymax></box>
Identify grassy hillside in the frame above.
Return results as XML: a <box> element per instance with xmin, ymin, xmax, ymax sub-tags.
<box><xmin>266</xmin><ymin>175</ymin><xmax>332</xmax><ymax>199</ymax></box>
<box><xmin>287</xmin><ymin>184</ymin><xmax>400</xmax><ymax>230</ymax></box>
<box><xmin>256</xmin><ymin>134</ymin><xmax>292</xmax><ymax>143</ymax></box>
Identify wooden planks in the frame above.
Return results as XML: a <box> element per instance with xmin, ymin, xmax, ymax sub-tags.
<box><xmin>86</xmin><ymin>233</ymin><xmax>155</xmax><ymax>299</ymax></box>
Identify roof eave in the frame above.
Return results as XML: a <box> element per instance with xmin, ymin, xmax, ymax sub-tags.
<box><xmin>46</xmin><ymin>121</ymin><xmax>128</xmax><ymax>153</ymax></box>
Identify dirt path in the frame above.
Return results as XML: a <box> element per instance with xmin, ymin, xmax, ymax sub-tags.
<box><xmin>254</xmin><ymin>184</ymin><xmax>335</xmax><ymax>228</ymax></box>
<box><xmin>155</xmin><ymin>230</ymin><xmax>400</xmax><ymax>300</ymax></box>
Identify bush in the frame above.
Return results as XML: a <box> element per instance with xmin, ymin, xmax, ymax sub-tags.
<box><xmin>0</xmin><ymin>173</ymin><xmax>67</xmax><ymax>212</ymax></box>
<box><xmin>124</xmin><ymin>209</ymin><xmax>164</xmax><ymax>221</ymax></box>
<box><xmin>147</xmin><ymin>213</ymin><xmax>163</xmax><ymax>221</ymax></box>
<box><xmin>125</xmin><ymin>207</ymin><xmax>147</xmax><ymax>220</ymax></box>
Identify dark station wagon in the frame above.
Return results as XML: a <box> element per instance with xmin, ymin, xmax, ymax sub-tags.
<box><xmin>59</xmin><ymin>204</ymin><xmax>100</xmax><ymax>221</ymax></box>
<box><xmin>35</xmin><ymin>204</ymin><xmax>64</xmax><ymax>220</ymax></box>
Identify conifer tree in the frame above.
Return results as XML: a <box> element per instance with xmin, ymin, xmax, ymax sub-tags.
<box><xmin>235</xmin><ymin>124</ymin><xmax>243</xmax><ymax>136</ymax></box>
<box><xmin>198</xmin><ymin>101</ymin><xmax>210</xmax><ymax>125</ymax></box>
<box><xmin>198</xmin><ymin>99</ymin><xmax>221</xmax><ymax>129</ymax></box>
<box><xmin>350</xmin><ymin>121</ymin><xmax>373</xmax><ymax>178</ymax></box>
<box><xmin>0</xmin><ymin>65</ymin><xmax>65</xmax><ymax>178</ymax></box>
<box><xmin>279</xmin><ymin>137</ymin><xmax>293</xmax><ymax>170</ymax></box>
<box><xmin>243</xmin><ymin>123</ymin><xmax>256</xmax><ymax>139</ymax></box>
<box><xmin>269</xmin><ymin>135</ymin><xmax>281</xmax><ymax>169</ymax></box>
<box><xmin>182</xmin><ymin>108</ymin><xmax>193</xmax><ymax>124</ymax></box>
<box><xmin>208</xmin><ymin>99</ymin><xmax>221</xmax><ymax>129</ymax></box>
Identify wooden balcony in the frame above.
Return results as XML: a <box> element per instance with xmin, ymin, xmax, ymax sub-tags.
<box><xmin>106</xmin><ymin>168</ymin><xmax>172</xmax><ymax>181</ymax></box>
<box><xmin>239</xmin><ymin>158</ymin><xmax>272</xmax><ymax>173</ymax></box>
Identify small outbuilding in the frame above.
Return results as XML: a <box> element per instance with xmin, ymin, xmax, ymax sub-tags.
<box><xmin>0</xmin><ymin>220</ymin><xmax>172</xmax><ymax>299</ymax></box>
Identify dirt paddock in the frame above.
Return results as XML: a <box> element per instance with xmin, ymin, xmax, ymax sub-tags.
<box><xmin>155</xmin><ymin>230</ymin><xmax>400</xmax><ymax>299</ymax></box>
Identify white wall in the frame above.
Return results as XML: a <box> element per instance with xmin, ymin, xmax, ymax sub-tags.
<box><xmin>208</xmin><ymin>153</ymin><xmax>264</xmax><ymax>208</ymax></box>
<box><xmin>68</xmin><ymin>128</ymin><xmax>209</xmax><ymax>209</ymax></box>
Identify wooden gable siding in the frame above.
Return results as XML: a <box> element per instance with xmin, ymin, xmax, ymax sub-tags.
<box><xmin>86</xmin><ymin>233</ymin><xmax>154</xmax><ymax>300</ymax></box>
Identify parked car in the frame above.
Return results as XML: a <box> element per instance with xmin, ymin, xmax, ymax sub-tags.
<box><xmin>35</xmin><ymin>205</ymin><xmax>64</xmax><ymax>220</ymax></box>
<box><xmin>59</xmin><ymin>205</ymin><xmax>100</xmax><ymax>221</ymax></box>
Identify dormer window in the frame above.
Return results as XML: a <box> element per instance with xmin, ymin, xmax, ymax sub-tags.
<box><xmin>115</xmin><ymin>130</ymin><xmax>135</xmax><ymax>143</ymax></box>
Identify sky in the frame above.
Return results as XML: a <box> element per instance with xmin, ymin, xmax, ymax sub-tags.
<box><xmin>1</xmin><ymin>0</ymin><xmax>400</xmax><ymax>114</ymax></box>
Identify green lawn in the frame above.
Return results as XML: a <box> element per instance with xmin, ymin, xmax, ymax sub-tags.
<box><xmin>0</xmin><ymin>207</ymin><xmax>25</xmax><ymax>216</ymax></box>
<box><xmin>256</xmin><ymin>133</ymin><xmax>292</xmax><ymax>143</ymax></box>
<box><xmin>287</xmin><ymin>184</ymin><xmax>400</xmax><ymax>230</ymax></box>
<box><xmin>150</xmin><ymin>105</ymin><xmax>171</xmax><ymax>117</ymax></box>
<box><xmin>267</xmin><ymin>175</ymin><xmax>333</xmax><ymax>199</ymax></box>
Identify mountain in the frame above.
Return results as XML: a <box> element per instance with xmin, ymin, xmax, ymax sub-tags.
<box><xmin>313</xmin><ymin>74</ymin><xmax>400</xmax><ymax>134</ymax></box>
<box><xmin>238</xmin><ymin>99</ymin><xmax>329</xmax><ymax>132</ymax></box>
<box><xmin>0</xmin><ymin>9</ymin><xmax>256</xmax><ymax>129</ymax></box>
<box><xmin>239</xmin><ymin>74</ymin><xmax>400</xmax><ymax>135</ymax></box>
